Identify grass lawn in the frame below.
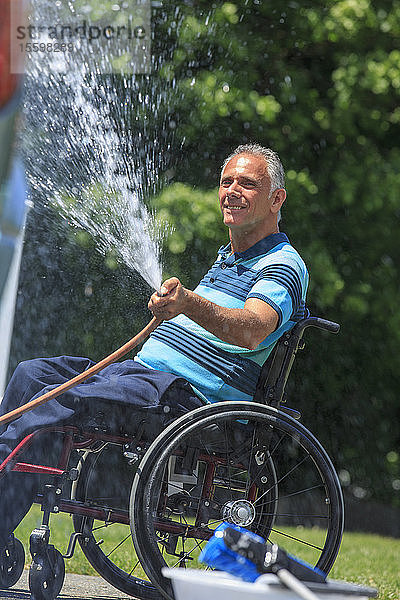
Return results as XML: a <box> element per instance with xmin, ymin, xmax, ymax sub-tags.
<box><xmin>330</xmin><ymin>531</ymin><xmax>400</xmax><ymax>600</ymax></box>
<box><xmin>14</xmin><ymin>505</ymin><xmax>400</xmax><ymax>599</ymax></box>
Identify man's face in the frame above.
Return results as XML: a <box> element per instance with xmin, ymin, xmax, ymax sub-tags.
<box><xmin>218</xmin><ymin>154</ymin><xmax>274</xmax><ymax>233</ymax></box>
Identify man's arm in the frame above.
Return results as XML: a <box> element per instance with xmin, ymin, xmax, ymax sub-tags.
<box><xmin>148</xmin><ymin>277</ymin><xmax>278</xmax><ymax>351</ymax></box>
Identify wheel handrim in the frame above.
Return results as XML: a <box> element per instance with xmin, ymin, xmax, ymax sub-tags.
<box><xmin>132</xmin><ymin>407</ymin><xmax>343</xmax><ymax>598</ymax></box>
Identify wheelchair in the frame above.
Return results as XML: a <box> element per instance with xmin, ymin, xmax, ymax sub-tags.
<box><xmin>0</xmin><ymin>316</ymin><xmax>344</xmax><ymax>600</ymax></box>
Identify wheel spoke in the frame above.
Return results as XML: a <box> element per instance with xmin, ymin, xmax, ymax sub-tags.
<box><xmin>253</xmin><ymin>453</ymin><xmax>310</xmax><ymax>506</ymax></box>
<box><xmin>270</xmin><ymin>528</ymin><xmax>324</xmax><ymax>551</ymax></box>
<box><xmin>128</xmin><ymin>560</ymin><xmax>141</xmax><ymax>576</ymax></box>
<box><xmin>105</xmin><ymin>534</ymin><xmax>132</xmax><ymax>558</ymax></box>
<box><xmin>257</xmin><ymin>483</ymin><xmax>326</xmax><ymax>506</ymax></box>
<box><xmin>91</xmin><ymin>522</ymin><xmax>117</xmax><ymax>532</ymax></box>
<box><xmin>169</xmin><ymin>537</ymin><xmax>206</xmax><ymax>567</ymax></box>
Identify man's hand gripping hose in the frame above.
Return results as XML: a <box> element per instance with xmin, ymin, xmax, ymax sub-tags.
<box><xmin>0</xmin><ymin>316</ymin><xmax>162</xmax><ymax>427</ymax></box>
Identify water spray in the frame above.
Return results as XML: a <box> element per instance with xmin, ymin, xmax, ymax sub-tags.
<box><xmin>0</xmin><ymin>0</ymin><xmax>182</xmax><ymax>425</ymax></box>
<box><xmin>20</xmin><ymin>0</ymin><xmax>175</xmax><ymax>293</ymax></box>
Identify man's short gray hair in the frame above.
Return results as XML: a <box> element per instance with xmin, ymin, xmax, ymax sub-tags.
<box><xmin>221</xmin><ymin>143</ymin><xmax>286</xmax><ymax>193</ymax></box>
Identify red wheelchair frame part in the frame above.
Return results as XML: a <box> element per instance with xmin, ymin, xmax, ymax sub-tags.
<box><xmin>0</xmin><ymin>425</ymin><xmax>258</xmax><ymax>539</ymax></box>
<box><xmin>0</xmin><ymin>427</ymin><xmax>135</xmax><ymax>524</ymax></box>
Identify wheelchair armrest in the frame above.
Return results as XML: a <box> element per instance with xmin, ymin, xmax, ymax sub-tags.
<box><xmin>292</xmin><ymin>317</ymin><xmax>340</xmax><ymax>337</ymax></box>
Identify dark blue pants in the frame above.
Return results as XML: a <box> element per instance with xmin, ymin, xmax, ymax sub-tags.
<box><xmin>0</xmin><ymin>357</ymin><xmax>203</xmax><ymax>544</ymax></box>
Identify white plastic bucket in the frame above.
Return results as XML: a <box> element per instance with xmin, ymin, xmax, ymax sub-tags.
<box><xmin>162</xmin><ymin>568</ymin><xmax>377</xmax><ymax>600</ymax></box>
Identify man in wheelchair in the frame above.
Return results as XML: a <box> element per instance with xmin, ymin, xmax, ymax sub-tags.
<box><xmin>0</xmin><ymin>144</ymin><xmax>309</xmax><ymax>575</ymax></box>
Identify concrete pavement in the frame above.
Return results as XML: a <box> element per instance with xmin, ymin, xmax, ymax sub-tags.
<box><xmin>0</xmin><ymin>569</ymin><xmax>135</xmax><ymax>600</ymax></box>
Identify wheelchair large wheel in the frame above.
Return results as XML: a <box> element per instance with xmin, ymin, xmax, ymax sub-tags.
<box><xmin>72</xmin><ymin>443</ymin><xmax>161</xmax><ymax>599</ymax></box>
<box><xmin>130</xmin><ymin>402</ymin><xmax>343</xmax><ymax>600</ymax></box>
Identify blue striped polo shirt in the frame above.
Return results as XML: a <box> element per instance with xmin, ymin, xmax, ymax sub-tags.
<box><xmin>135</xmin><ymin>232</ymin><xmax>308</xmax><ymax>403</ymax></box>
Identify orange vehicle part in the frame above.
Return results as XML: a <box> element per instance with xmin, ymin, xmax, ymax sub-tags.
<box><xmin>0</xmin><ymin>0</ymin><xmax>24</xmax><ymax>108</ymax></box>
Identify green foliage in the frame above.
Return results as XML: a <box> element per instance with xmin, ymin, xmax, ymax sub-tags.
<box><xmin>151</xmin><ymin>183</ymin><xmax>226</xmax><ymax>284</ymax></box>
<box><xmin>330</xmin><ymin>530</ymin><xmax>400</xmax><ymax>599</ymax></box>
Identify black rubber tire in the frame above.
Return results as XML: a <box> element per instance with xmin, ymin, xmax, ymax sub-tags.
<box><xmin>130</xmin><ymin>401</ymin><xmax>344</xmax><ymax>600</ymax></box>
<box><xmin>0</xmin><ymin>536</ymin><xmax>25</xmax><ymax>589</ymax></box>
<box><xmin>29</xmin><ymin>546</ymin><xmax>65</xmax><ymax>600</ymax></box>
<box><xmin>72</xmin><ymin>443</ymin><xmax>161</xmax><ymax>600</ymax></box>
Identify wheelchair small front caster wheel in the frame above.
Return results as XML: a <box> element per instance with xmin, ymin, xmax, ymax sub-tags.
<box><xmin>0</xmin><ymin>535</ymin><xmax>25</xmax><ymax>588</ymax></box>
<box><xmin>29</xmin><ymin>546</ymin><xmax>65</xmax><ymax>600</ymax></box>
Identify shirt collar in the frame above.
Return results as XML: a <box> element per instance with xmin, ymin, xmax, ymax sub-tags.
<box><xmin>218</xmin><ymin>232</ymin><xmax>289</xmax><ymax>263</ymax></box>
